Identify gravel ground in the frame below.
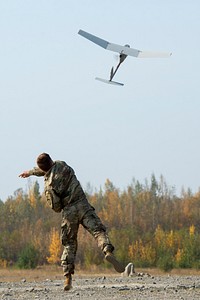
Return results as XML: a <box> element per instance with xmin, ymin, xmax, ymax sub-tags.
<box><xmin>1</xmin><ymin>272</ymin><xmax>200</xmax><ymax>300</ymax></box>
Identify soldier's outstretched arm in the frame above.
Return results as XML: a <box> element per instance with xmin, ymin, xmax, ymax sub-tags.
<box><xmin>19</xmin><ymin>171</ymin><xmax>31</xmax><ymax>178</ymax></box>
<box><xmin>19</xmin><ymin>167</ymin><xmax>45</xmax><ymax>178</ymax></box>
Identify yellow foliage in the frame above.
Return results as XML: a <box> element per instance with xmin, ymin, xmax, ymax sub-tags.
<box><xmin>175</xmin><ymin>248</ymin><xmax>183</xmax><ymax>263</ymax></box>
<box><xmin>47</xmin><ymin>228</ymin><xmax>62</xmax><ymax>264</ymax></box>
<box><xmin>128</xmin><ymin>239</ymin><xmax>156</xmax><ymax>264</ymax></box>
<box><xmin>33</xmin><ymin>219</ymin><xmax>44</xmax><ymax>251</ymax></box>
<box><xmin>28</xmin><ymin>190</ymin><xmax>36</xmax><ymax>208</ymax></box>
<box><xmin>154</xmin><ymin>225</ymin><xmax>165</xmax><ymax>246</ymax></box>
<box><xmin>189</xmin><ymin>224</ymin><xmax>195</xmax><ymax>236</ymax></box>
<box><xmin>0</xmin><ymin>259</ymin><xmax>8</xmax><ymax>268</ymax></box>
<box><xmin>101</xmin><ymin>186</ymin><xmax>122</xmax><ymax>227</ymax></box>
<box><xmin>166</xmin><ymin>230</ymin><xmax>174</xmax><ymax>248</ymax></box>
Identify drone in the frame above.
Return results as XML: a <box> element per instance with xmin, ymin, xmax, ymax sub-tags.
<box><xmin>78</xmin><ymin>29</ymin><xmax>172</xmax><ymax>86</ymax></box>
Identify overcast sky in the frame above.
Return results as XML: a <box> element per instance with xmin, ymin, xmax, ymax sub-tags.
<box><xmin>1</xmin><ymin>0</ymin><xmax>200</xmax><ymax>201</ymax></box>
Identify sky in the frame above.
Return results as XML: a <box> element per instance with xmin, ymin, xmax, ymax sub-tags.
<box><xmin>1</xmin><ymin>0</ymin><xmax>200</xmax><ymax>201</ymax></box>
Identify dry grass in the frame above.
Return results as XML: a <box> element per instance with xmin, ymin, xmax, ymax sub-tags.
<box><xmin>0</xmin><ymin>265</ymin><xmax>115</xmax><ymax>282</ymax></box>
<box><xmin>0</xmin><ymin>265</ymin><xmax>62</xmax><ymax>282</ymax></box>
<box><xmin>1</xmin><ymin>265</ymin><xmax>200</xmax><ymax>282</ymax></box>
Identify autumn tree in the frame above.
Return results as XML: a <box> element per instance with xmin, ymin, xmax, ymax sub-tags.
<box><xmin>47</xmin><ymin>228</ymin><xmax>62</xmax><ymax>265</ymax></box>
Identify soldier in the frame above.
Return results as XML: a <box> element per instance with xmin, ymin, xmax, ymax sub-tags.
<box><xmin>19</xmin><ymin>153</ymin><xmax>125</xmax><ymax>291</ymax></box>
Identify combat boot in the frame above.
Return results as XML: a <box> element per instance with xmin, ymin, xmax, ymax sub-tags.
<box><xmin>64</xmin><ymin>273</ymin><xmax>72</xmax><ymax>291</ymax></box>
<box><xmin>105</xmin><ymin>251</ymin><xmax>125</xmax><ymax>273</ymax></box>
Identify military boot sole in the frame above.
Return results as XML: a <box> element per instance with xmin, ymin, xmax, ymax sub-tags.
<box><xmin>105</xmin><ymin>253</ymin><xmax>125</xmax><ymax>273</ymax></box>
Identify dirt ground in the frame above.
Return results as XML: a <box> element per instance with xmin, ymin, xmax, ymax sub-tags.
<box><xmin>1</xmin><ymin>267</ymin><xmax>200</xmax><ymax>299</ymax></box>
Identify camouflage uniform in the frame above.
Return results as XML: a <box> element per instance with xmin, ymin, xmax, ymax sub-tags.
<box><xmin>29</xmin><ymin>160</ymin><xmax>114</xmax><ymax>275</ymax></box>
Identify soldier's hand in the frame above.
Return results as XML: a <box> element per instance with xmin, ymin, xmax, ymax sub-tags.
<box><xmin>19</xmin><ymin>171</ymin><xmax>30</xmax><ymax>178</ymax></box>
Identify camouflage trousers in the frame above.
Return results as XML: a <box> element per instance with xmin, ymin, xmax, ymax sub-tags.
<box><xmin>60</xmin><ymin>198</ymin><xmax>114</xmax><ymax>275</ymax></box>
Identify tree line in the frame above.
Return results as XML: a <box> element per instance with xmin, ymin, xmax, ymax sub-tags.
<box><xmin>1</xmin><ymin>174</ymin><xmax>200</xmax><ymax>271</ymax></box>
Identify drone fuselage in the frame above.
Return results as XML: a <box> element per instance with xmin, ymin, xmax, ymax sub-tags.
<box><xmin>110</xmin><ymin>46</ymin><xmax>129</xmax><ymax>81</ymax></box>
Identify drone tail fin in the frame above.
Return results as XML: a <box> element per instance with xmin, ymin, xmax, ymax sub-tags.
<box><xmin>110</xmin><ymin>67</ymin><xmax>114</xmax><ymax>80</ymax></box>
<box><xmin>95</xmin><ymin>77</ymin><xmax>124</xmax><ymax>86</ymax></box>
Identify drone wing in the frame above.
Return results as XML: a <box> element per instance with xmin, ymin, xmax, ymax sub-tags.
<box><xmin>78</xmin><ymin>29</ymin><xmax>172</xmax><ymax>58</ymax></box>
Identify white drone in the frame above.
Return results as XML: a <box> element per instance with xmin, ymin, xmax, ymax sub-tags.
<box><xmin>78</xmin><ymin>29</ymin><xmax>172</xmax><ymax>86</ymax></box>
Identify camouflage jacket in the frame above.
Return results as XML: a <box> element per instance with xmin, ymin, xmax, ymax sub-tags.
<box><xmin>29</xmin><ymin>161</ymin><xmax>86</xmax><ymax>211</ymax></box>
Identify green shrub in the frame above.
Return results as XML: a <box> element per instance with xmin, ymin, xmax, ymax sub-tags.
<box><xmin>157</xmin><ymin>253</ymin><xmax>174</xmax><ymax>272</ymax></box>
<box><xmin>17</xmin><ymin>244</ymin><xmax>39</xmax><ymax>269</ymax></box>
<box><xmin>178</xmin><ymin>251</ymin><xmax>193</xmax><ymax>269</ymax></box>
